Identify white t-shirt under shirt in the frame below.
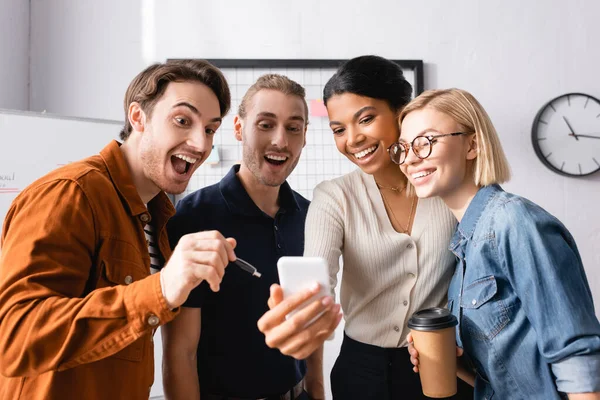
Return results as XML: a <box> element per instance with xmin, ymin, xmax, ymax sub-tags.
<box><xmin>304</xmin><ymin>169</ymin><xmax>457</xmax><ymax>348</ymax></box>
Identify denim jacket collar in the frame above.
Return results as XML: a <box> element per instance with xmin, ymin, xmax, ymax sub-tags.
<box><xmin>449</xmin><ymin>184</ymin><xmax>502</xmax><ymax>256</ymax></box>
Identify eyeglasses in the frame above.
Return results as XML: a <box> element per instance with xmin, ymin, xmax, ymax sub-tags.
<box><xmin>387</xmin><ymin>132</ymin><xmax>471</xmax><ymax>165</ymax></box>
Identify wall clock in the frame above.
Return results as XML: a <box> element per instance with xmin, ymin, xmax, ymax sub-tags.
<box><xmin>531</xmin><ymin>93</ymin><xmax>600</xmax><ymax>177</ymax></box>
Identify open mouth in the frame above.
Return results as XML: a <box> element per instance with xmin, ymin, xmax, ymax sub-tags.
<box><xmin>264</xmin><ymin>154</ymin><xmax>288</xmax><ymax>166</ymax></box>
<box><xmin>171</xmin><ymin>154</ymin><xmax>198</xmax><ymax>176</ymax></box>
<box><xmin>353</xmin><ymin>144</ymin><xmax>378</xmax><ymax>160</ymax></box>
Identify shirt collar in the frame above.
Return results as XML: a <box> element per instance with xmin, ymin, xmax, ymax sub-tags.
<box><xmin>99</xmin><ymin>140</ymin><xmax>175</xmax><ymax>222</ymax></box>
<box><xmin>449</xmin><ymin>184</ymin><xmax>502</xmax><ymax>253</ymax></box>
<box><xmin>219</xmin><ymin>164</ymin><xmax>300</xmax><ymax>217</ymax></box>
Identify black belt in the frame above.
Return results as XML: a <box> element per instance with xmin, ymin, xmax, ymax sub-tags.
<box><xmin>203</xmin><ymin>378</ymin><xmax>304</xmax><ymax>400</ymax></box>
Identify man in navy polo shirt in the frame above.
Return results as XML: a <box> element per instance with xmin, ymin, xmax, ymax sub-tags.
<box><xmin>162</xmin><ymin>74</ymin><xmax>341</xmax><ymax>400</ymax></box>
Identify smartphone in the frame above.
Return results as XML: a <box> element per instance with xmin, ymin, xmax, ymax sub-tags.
<box><xmin>277</xmin><ymin>256</ymin><xmax>331</xmax><ymax>325</ymax></box>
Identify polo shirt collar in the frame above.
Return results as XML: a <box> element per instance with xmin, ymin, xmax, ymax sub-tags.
<box><xmin>219</xmin><ymin>164</ymin><xmax>300</xmax><ymax>217</ymax></box>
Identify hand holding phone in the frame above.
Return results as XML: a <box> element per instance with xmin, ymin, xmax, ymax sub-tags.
<box><xmin>257</xmin><ymin>256</ymin><xmax>342</xmax><ymax>360</ymax></box>
<box><xmin>277</xmin><ymin>256</ymin><xmax>331</xmax><ymax>323</ymax></box>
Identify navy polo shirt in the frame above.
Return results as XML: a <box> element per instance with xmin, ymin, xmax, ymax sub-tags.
<box><xmin>167</xmin><ymin>165</ymin><xmax>310</xmax><ymax>398</ymax></box>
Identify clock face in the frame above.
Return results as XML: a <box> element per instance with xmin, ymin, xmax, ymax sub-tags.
<box><xmin>532</xmin><ymin>93</ymin><xmax>600</xmax><ymax>177</ymax></box>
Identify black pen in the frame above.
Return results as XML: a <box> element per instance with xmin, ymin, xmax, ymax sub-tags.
<box><xmin>233</xmin><ymin>258</ymin><xmax>262</xmax><ymax>278</ymax></box>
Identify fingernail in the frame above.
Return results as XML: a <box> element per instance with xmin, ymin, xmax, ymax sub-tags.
<box><xmin>333</xmin><ymin>303</ymin><xmax>341</xmax><ymax>312</ymax></box>
<box><xmin>321</xmin><ymin>296</ymin><xmax>333</xmax><ymax>306</ymax></box>
<box><xmin>310</xmin><ymin>282</ymin><xmax>320</xmax><ymax>292</ymax></box>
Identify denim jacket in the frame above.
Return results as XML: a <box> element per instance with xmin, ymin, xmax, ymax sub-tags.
<box><xmin>448</xmin><ymin>184</ymin><xmax>600</xmax><ymax>400</ymax></box>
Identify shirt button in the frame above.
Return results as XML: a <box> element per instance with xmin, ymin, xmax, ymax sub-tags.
<box><xmin>407</xmin><ymin>243</ymin><xmax>414</xmax><ymax>249</ymax></box>
<box><xmin>124</xmin><ymin>275</ymin><xmax>133</xmax><ymax>285</ymax></box>
<box><xmin>274</xmin><ymin>225</ymin><xmax>279</xmax><ymax>231</ymax></box>
<box><xmin>140</xmin><ymin>214</ymin><xmax>150</xmax><ymax>223</ymax></box>
<box><xmin>148</xmin><ymin>315</ymin><xmax>160</xmax><ymax>326</ymax></box>
<box><xmin>472</xmin><ymin>299</ymin><xmax>477</xmax><ymax>306</ymax></box>
<box><xmin>403</xmin><ymin>300</ymin><xmax>408</xmax><ymax>306</ymax></box>
<box><xmin>408</xmin><ymin>273</ymin><xmax>415</xmax><ymax>279</ymax></box>
<box><xmin>394</xmin><ymin>325</ymin><xmax>400</xmax><ymax>332</ymax></box>
<box><xmin>277</xmin><ymin>244</ymin><xmax>281</xmax><ymax>249</ymax></box>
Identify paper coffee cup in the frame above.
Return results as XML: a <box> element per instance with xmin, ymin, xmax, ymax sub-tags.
<box><xmin>407</xmin><ymin>307</ymin><xmax>458</xmax><ymax>398</ymax></box>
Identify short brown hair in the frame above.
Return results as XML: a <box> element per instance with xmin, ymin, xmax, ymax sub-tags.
<box><xmin>238</xmin><ymin>74</ymin><xmax>308</xmax><ymax>124</ymax></box>
<box><xmin>399</xmin><ymin>88</ymin><xmax>511</xmax><ymax>186</ymax></box>
<box><xmin>120</xmin><ymin>59</ymin><xmax>231</xmax><ymax>140</ymax></box>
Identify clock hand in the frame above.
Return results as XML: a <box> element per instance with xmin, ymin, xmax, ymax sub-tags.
<box><xmin>569</xmin><ymin>133</ymin><xmax>600</xmax><ymax>139</ymax></box>
<box><xmin>562</xmin><ymin>116</ymin><xmax>579</xmax><ymax>140</ymax></box>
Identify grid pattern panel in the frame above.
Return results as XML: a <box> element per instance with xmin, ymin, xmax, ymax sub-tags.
<box><xmin>179</xmin><ymin>66</ymin><xmax>416</xmax><ymax>201</ymax></box>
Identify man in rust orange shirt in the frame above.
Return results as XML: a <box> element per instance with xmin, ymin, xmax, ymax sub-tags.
<box><xmin>0</xmin><ymin>59</ymin><xmax>238</xmax><ymax>400</ymax></box>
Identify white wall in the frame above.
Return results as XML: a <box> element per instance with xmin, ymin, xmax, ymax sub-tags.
<box><xmin>29</xmin><ymin>0</ymin><xmax>146</xmax><ymax>119</ymax></box>
<box><xmin>24</xmin><ymin>0</ymin><xmax>600</xmax><ymax>398</ymax></box>
<box><xmin>0</xmin><ymin>0</ymin><xmax>29</xmax><ymax>110</ymax></box>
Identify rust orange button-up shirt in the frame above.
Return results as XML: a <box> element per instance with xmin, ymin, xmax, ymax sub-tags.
<box><xmin>0</xmin><ymin>141</ymin><xmax>179</xmax><ymax>400</ymax></box>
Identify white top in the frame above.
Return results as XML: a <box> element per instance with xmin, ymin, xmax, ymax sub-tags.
<box><xmin>304</xmin><ymin>169</ymin><xmax>457</xmax><ymax>348</ymax></box>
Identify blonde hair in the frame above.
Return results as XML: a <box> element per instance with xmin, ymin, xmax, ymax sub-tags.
<box><xmin>399</xmin><ymin>88</ymin><xmax>511</xmax><ymax>187</ymax></box>
<box><xmin>238</xmin><ymin>74</ymin><xmax>309</xmax><ymax>124</ymax></box>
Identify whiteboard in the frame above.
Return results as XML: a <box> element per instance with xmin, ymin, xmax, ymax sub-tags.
<box><xmin>0</xmin><ymin>109</ymin><xmax>122</xmax><ymax>230</ymax></box>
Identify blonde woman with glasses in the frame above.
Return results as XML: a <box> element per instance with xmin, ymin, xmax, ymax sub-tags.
<box><xmin>400</xmin><ymin>88</ymin><xmax>600</xmax><ymax>400</ymax></box>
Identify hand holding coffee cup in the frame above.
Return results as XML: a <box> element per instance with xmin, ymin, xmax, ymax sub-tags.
<box><xmin>407</xmin><ymin>307</ymin><xmax>459</xmax><ymax>398</ymax></box>
<box><xmin>407</xmin><ymin>333</ymin><xmax>464</xmax><ymax>373</ymax></box>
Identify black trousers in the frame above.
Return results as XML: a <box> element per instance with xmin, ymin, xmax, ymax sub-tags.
<box><xmin>331</xmin><ymin>333</ymin><xmax>474</xmax><ymax>400</ymax></box>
